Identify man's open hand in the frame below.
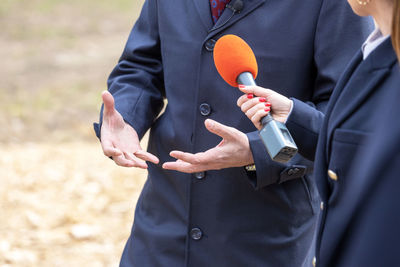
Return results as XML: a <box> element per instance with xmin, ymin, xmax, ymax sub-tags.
<box><xmin>162</xmin><ymin>119</ymin><xmax>254</xmax><ymax>173</ymax></box>
<box><xmin>100</xmin><ymin>91</ymin><xmax>159</xmax><ymax>168</ymax></box>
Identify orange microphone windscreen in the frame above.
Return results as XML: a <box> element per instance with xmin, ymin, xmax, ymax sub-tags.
<box><xmin>213</xmin><ymin>34</ymin><xmax>258</xmax><ymax>87</ymax></box>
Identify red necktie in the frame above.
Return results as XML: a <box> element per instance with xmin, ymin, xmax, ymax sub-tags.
<box><xmin>210</xmin><ymin>0</ymin><xmax>231</xmax><ymax>24</ymax></box>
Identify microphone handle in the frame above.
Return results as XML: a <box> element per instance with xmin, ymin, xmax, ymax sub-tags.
<box><xmin>237</xmin><ymin>72</ymin><xmax>273</xmax><ymax>126</ymax></box>
<box><xmin>237</xmin><ymin>72</ymin><xmax>298</xmax><ymax>163</ymax></box>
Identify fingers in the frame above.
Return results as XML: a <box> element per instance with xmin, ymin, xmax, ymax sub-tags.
<box><xmin>103</xmin><ymin>147</ymin><xmax>123</xmax><ymax>158</ymax></box>
<box><xmin>204</xmin><ymin>119</ymin><xmax>237</xmax><ymax>140</ymax></box>
<box><xmin>251</xmin><ymin>109</ymin><xmax>270</xmax><ymax>130</ymax></box>
<box><xmin>162</xmin><ymin>160</ymin><xmax>196</xmax><ymax>173</ymax></box>
<box><xmin>238</xmin><ymin>85</ymin><xmax>273</xmax><ymax>97</ymax></box>
<box><xmin>114</xmin><ymin>149</ymin><xmax>163</xmax><ymax>168</ymax></box>
<box><xmin>102</xmin><ymin>91</ymin><xmax>115</xmax><ymax>116</ymax></box>
<box><xmin>100</xmin><ymin>91</ymin><xmax>158</xmax><ymax>168</ymax></box>
<box><xmin>101</xmin><ymin>91</ymin><xmax>125</xmax><ymax>129</ymax></box>
<box><xmin>237</xmin><ymin>94</ymin><xmax>251</xmax><ymax>107</ymax></box>
<box><xmin>123</xmin><ymin>152</ymin><xmax>148</xmax><ymax>169</ymax></box>
<box><xmin>239</xmin><ymin>97</ymin><xmax>267</xmax><ymax>113</ymax></box>
<box><xmin>237</xmin><ymin>91</ymin><xmax>262</xmax><ymax>107</ymax></box>
<box><xmin>169</xmin><ymin>151</ymin><xmax>206</xmax><ymax>164</ymax></box>
<box><xmin>101</xmin><ymin>138</ymin><xmax>158</xmax><ymax>168</ymax></box>
<box><xmin>101</xmin><ymin>138</ymin><xmax>123</xmax><ymax>158</ymax></box>
<box><xmin>112</xmin><ymin>154</ymin><xmax>138</xmax><ymax>168</ymax></box>
<box><xmin>134</xmin><ymin>150</ymin><xmax>160</xmax><ymax>164</ymax></box>
<box><xmin>162</xmin><ymin>151</ymin><xmax>210</xmax><ymax>173</ymax></box>
<box><xmin>109</xmin><ymin>151</ymin><xmax>149</xmax><ymax>169</ymax></box>
<box><xmin>238</xmin><ymin>98</ymin><xmax>271</xmax><ymax>130</ymax></box>
<box><xmin>245</xmin><ymin>102</ymin><xmax>269</xmax><ymax>120</ymax></box>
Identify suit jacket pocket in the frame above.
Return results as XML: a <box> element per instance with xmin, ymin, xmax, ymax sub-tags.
<box><xmin>327</xmin><ymin>129</ymin><xmax>371</xmax><ymax>204</ymax></box>
<box><xmin>332</xmin><ymin>128</ymin><xmax>370</xmax><ymax>145</ymax></box>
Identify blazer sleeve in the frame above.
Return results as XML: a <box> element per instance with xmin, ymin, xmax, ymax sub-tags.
<box><xmin>94</xmin><ymin>0</ymin><xmax>165</xmax><ymax>140</ymax></box>
<box><xmin>285</xmin><ymin>98</ymin><xmax>324</xmax><ymax>161</ymax></box>
<box><xmin>245</xmin><ymin>0</ymin><xmax>374</xmax><ymax>189</ymax></box>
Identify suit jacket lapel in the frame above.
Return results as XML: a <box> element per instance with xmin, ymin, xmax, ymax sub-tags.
<box><xmin>315</xmin><ymin>50</ymin><xmax>363</xmax><ymax>172</ymax></box>
<box><xmin>192</xmin><ymin>0</ymin><xmax>266</xmax><ymax>38</ymax></box>
<box><xmin>207</xmin><ymin>0</ymin><xmax>266</xmax><ymax>39</ymax></box>
<box><xmin>326</xmin><ymin>38</ymin><xmax>397</xmax><ymax>155</ymax></box>
<box><xmin>192</xmin><ymin>0</ymin><xmax>214</xmax><ymax>31</ymax></box>
<box><xmin>324</xmin><ymin>51</ymin><xmax>363</xmax><ymax>120</ymax></box>
<box><xmin>310</xmin><ymin>51</ymin><xmax>363</xmax><ymax>201</ymax></box>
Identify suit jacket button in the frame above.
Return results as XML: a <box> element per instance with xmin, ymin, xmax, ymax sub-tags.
<box><xmin>327</xmin><ymin>170</ymin><xmax>338</xmax><ymax>181</ymax></box>
<box><xmin>312</xmin><ymin>256</ymin><xmax>316</xmax><ymax>267</ymax></box>
<box><xmin>194</xmin><ymin>172</ymin><xmax>206</xmax><ymax>180</ymax></box>
<box><xmin>199</xmin><ymin>103</ymin><xmax>211</xmax><ymax>116</ymax></box>
<box><xmin>190</xmin><ymin>228</ymin><xmax>203</xmax><ymax>240</ymax></box>
<box><xmin>204</xmin><ymin>39</ymin><xmax>216</xmax><ymax>51</ymax></box>
<box><xmin>320</xmin><ymin>201</ymin><xmax>324</xmax><ymax>210</ymax></box>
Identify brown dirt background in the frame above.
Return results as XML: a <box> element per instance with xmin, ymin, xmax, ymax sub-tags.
<box><xmin>0</xmin><ymin>0</ymin><xmax>149</xmax><ymax>266</ymax></box>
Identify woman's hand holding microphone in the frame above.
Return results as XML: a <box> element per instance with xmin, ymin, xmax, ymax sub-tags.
<box><xmin>237</xmin><ymin>85</ymin><xmax>293</xmax><ymax>129</ymax></box>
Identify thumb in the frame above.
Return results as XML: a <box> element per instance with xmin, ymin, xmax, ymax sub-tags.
<box><xmin>102</xmin><ymin>91</ymin><xmax>115</xmax><ymax>116</ymax></box>
<box><xmin>239</xmin><ymin>85</ymin><xmax>272</xmax><ymax>98</ymax></box>
<box><xmin>204</xmin><ymin>119</ymin><xmax>236</xmax><ymax>140</ymax></box>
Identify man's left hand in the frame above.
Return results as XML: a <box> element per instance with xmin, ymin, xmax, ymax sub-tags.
<box><xmin>162</xmin><ymin>119</ymin><xmax>254</xmax><ymax>173</ymax></box>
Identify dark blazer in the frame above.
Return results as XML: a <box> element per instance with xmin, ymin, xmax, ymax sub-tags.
<box><xmin>333</xmin><ymin>73</ymin><xmax>400</xmax><ymax>267</ymax></box>
<box><xmin>94</xmin><ymin>0</ymin><xmax>372</xmax><ymax>266</ymax></box>
<box><xmin>286</xmin><ymin>38</ymin><xmax>400</xmax><ymax>267</ymax></box>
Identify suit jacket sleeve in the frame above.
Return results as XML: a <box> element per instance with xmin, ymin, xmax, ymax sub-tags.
<box><xmin>94</xmin><ymin>0</ymin><xmax>165</xmax><ymax>140</ymax></box>
<box><xmin>245</xmin><ymin>0</ymin><xmax>373</xmax><ymax>189</ymax></box>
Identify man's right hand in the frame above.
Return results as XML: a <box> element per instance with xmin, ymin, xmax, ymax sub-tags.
<box><xmin>100</xmin><ymin>91</ymin><xmax>159</xmax><ymax>168</ymax></box>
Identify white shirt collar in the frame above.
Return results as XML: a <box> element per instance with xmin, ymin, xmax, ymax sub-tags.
<box><xmin>362</xmin><ymin>28</ymin><xmax>390</xmax><ymax>60</ymax></box>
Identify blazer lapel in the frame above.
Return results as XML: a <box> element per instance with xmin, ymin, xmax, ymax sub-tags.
<box><xmin>326</xmin><ymin>38</ymin><xmax>397</xmax><ymax>154</ymax></box>
<box><xmin>192</xmin><ymin>0</ymin><xmax>214</xmax><ymax>31</ymax></box>
<box><xmin>206</xmin><ymin>0</ymin><xmax>266</xmax><ymax>39</ymax></box>
<box><xmin>313</xmin><ymin>52</ymin><xmax>363</xmax><ymax>200</ymax></box>
<box><xmin>316</xmin><ymin>50</ymin><xmax>363</xmax><ymax>166</ymax></box>
<box><xmin>324</xmin><ymin>51</ymin><xmax>363</xmax><ymax>120</ymax></box>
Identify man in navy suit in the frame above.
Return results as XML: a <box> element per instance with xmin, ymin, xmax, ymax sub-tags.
<box><xmin>94</xmin><ymin>0</ymin><xmax>372</xmax><ymax>266</ymax></box>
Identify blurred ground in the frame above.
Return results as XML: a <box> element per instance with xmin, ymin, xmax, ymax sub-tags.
<box><xmin>0</xmin><ymin>0</ymin><xmax>148</xmax><ymax>266</ymax></box>
<box><xmin>0</xmin><ymin>143</ymin><xmax>146</xmax><ymax>266</ymax></box>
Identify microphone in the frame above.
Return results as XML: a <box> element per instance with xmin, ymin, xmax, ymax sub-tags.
<box><xmin>213</xmin><ymin>35</ymin><xmax>298</xmax><ymax>163</ymax></box>
<box><xmin>208</xmin><ymin>0</ymin><xmax>244</xmax><ymax>34</ymax></box>
<box><xmin>226</xmin><ymin>0</ymin><xmax>244</xmax><ymax>13</ymax></box>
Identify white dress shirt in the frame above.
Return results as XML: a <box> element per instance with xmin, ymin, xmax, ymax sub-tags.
<box><xmin>362</xmin><ymin>27</ymin><xmax>390</xmax><ymax>60</ymax></box>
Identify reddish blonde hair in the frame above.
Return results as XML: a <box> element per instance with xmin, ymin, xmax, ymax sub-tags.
<box><xmin>393</xmin><ymin>0</ymin><xmax>400</xmax><ymax>61</ymax></box>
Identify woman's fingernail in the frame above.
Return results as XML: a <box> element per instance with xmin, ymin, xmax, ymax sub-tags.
<box><xmin>259</xmin><ymin>97</ymin><xmax>266</xmax><ymax>102</ymax></box>
<box><xmin>265</xmin><ymin>102</ymin><xmax>271</xmax><ymax>107</ymax></box>
<box><xmin>238</xmin><ymin>84</ymin><xmax>245</xmax><ymax>89</ymax></box>
<box><xmin>247</xmin><ymin>93</ymin><xmax>254</xmax><ymax>99</ymax></box>
<box><xmin>264</xmin><ymin>107</ymin><xmax>270</xmax><ymax>112</ymax></box>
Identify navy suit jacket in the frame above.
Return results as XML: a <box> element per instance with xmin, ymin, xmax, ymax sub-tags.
<box><xmin>333</xmin><ymin>66</ymin><xmax>400</xmax><ymax>267</ymax></box>
<box><xmin>286</xmin><ymin>38</ymin><xmax>400</xmax><ymax>266</ymax></box>
<box><xmin>94</xmin><ymin>0</ymin><xmax>372</xmax><ymax>266</ymax></box>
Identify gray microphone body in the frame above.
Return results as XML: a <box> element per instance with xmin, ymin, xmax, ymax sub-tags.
<box><xmin>237</xmin><ymin>72</ymin><xmax>298</xmax><ymax>163</ymax></box>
